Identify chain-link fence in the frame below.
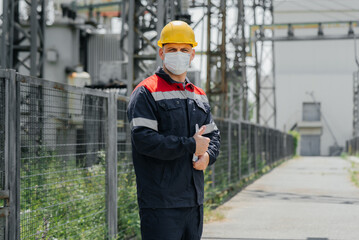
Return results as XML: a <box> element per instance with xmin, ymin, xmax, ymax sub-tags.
<box><xmin>19</xmin><ymin>76</ymin><xmax>109</xmax><ymax>239</ymax></box>
<box><xmin>0</xmin><ymin>69</ymin><xmax>294</xmax><ymax>239</ymax></box>
<box><xmin>0</xmin><ymin>70</ymin><xmax>111</xmax><ymax>239</ymax></box>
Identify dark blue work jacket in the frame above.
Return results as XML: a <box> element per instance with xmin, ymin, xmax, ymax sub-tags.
<box><xmin>127</xmin><ymin>67</ymin><xmax>220</xmax><ymax>209</ymax></box>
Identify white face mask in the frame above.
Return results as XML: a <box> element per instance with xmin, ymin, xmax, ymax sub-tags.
<box><xmin>163</xmin><ymin>51</ymin><xmax>191</xmax><ymax>75</ymax></box>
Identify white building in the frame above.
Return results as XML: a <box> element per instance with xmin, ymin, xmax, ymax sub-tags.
<box><xmin>273</xmin><ymin>0</ymin><xmax>359</xmax><ymax>156</ymax></box>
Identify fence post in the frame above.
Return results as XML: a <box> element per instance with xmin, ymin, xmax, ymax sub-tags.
<box><xmin>283</xmin><ymin>134</ymin><xmax>286</xmax><ymax>159</ymax></box>
<box><xmin>254</xmin><ymin>127</ymin><xmax>258</xmax><ymax>172</ymax></box>
<box><xmin>106</xmin><ymin>92</ymin><xmax>118</xmax><ymax>239</ymax></box>
<box><xmin>227</xmin><ymin>121</ymin><xmax>231</xmax><ymax>184</ymax></box>
<box><xmin>277</xmin><ymin>132</ymin><xmax>280</xmax><ymax>162</ymax></box>
<box><xmin>0</xmin><ymin>70</ymin><xmax>6</xmax><ymax>240</ymax></box>
<box><xmin>266</xmin><ymin>128</ymin><xmax>270</xmax><ymax>166</ymax></box>
<box><xmin>282</xmin><ymin>134</ymin><xmax>288</xmax><ymax>160</ymax></box>
<box><xmin>4</xmin><ymin>69</ymin><xmax>20</xmax><ymax>240</ymax></box>
<box><xmin>238</xmin><ymin>121</ymin><xmax>242</xmax><ymax>181</ymax></box>
<box><xmin>248</xmin><ymin>124</ymin><xmax>251</xmax><ymax>174</ymax></box>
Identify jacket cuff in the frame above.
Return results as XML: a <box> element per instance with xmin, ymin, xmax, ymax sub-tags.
<box><xmin>207</xmin><ymin>151</ymin><xmax>216</xmax><ymax>166</ymax></box>
<box><xmin>183</xmin><ymin>137</ymin><xmax>196</xmax><ymax>154</ymax></box>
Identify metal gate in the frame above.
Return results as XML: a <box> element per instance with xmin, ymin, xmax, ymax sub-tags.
<box><xmin>300</xmin><ymin>135</ymin><xmax>321</xmax><ymax>156</ymax></box>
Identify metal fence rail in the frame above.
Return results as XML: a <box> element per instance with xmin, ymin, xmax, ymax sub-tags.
<box><xmin>0</xmin><ymin>69</ymin><xmax>294</xmax><ymax>240</ymax></box>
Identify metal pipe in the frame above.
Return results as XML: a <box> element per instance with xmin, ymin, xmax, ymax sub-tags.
<box><xmin>220</xmin><ymin>0</ymin><xmax>227</xmax><ymax>117</ymax></box>
<box><xmin>270</xmin><ymin>0</ymin><xmax>277</xmax><ymax>128</ymax></box>
<box><xmin>354</xmin><ymin>34</ymin><xmax>359</xmax><ymax>68</ymax></box>
<box><xmin>126</xmin><ymin>0</ymin><xmax>135</xmax><ymax>96</ymax></box>
<box><xmin>181</xmin><ymin>0</ymin><xmax>190</xmax><ymax>14</ymax></box>
<box><xmin>253</xmin><ymin>2</ymin><xmax>260</xmax><ymax>124</ymax></box>
<box><xmin>205</xmin><ymin>0</ymin><xmax>211</xmax><ymax>96</ymax></box>
<box><xmin>30</xmin><ymin>0</ymin><xmax>38</xmax><ymax>77</ymax></box>
<box><xmin>156</xmin><ymin>0</ymin><xmax>165</xmax><ymax>67</ymax></box>
<box><xmin>253</xmin><ymin>34</ymin><xmax>359</xmax><ymax>42</ymax></box>
<box><xmin>1</xmin><ymin>0</ymin><xmax>9</xmax><ymax>68</ymax></box>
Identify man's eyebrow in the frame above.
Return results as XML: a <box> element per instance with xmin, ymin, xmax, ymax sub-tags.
<box><xmin>167</xmin><ymin>47</ymin><xmax>177</xmax><ymax>50</ymax></box>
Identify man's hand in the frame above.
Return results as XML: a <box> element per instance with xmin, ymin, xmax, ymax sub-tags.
<box><xmin>193</xmin><ymin>152</ymin><xmax>210</xmax><ymax>170</ymax></box>
<box><xmin>193</xmin><ymin>126</ymin><xmax>210</xmax><ymax>156</ymax></box>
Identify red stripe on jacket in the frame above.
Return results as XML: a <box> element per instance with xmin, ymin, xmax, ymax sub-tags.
<box><xmin>133</xmin><ymin>74</ymin><xmax>206</xmax><ymax>96</ymax></box>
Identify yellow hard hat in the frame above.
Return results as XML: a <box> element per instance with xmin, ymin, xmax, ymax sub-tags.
<box><xmin>157</xmin><ymin>20</ymin><xmax>198</xmax><ymax>48</ymax></box>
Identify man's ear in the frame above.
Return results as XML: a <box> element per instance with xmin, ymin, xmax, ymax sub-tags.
<box><xmin>159</xmin><ymin>47</ymin><xmax>165</xmax><ymax>61</ymax></box>
<box><xmin>190</xmin><ymin>49</ymin><xmax>195</xmax><ymax>62</ymax></box>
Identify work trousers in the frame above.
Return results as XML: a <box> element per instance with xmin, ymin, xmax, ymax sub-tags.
<box><xmin>139</xmin><ymin>205</ymin><xmax>203</xmax><ymax>240</ymax></box>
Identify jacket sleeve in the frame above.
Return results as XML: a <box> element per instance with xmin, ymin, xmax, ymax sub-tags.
<box><xmin>127</xmin><ymin>86</ymin><xmax>196</xmax><ymax>160</ymax></box>
<box><xmin>202</xmin><ymin>109</ymin><xmax>221</xmax><ymax>166</ymax></box>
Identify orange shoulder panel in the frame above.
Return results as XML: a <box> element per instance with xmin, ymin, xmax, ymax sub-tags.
<box><xmin>193</xmin><ymin>85</ymin><xmax>206</xmax><ymax>96</ymax></box>
<box><xmin>133</xmin><ymin>74</ymin><xmax>177</xmax><ymax>93</ymax></box>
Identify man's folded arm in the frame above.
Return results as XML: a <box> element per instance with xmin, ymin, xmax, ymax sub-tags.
<box><xmin>202</xmin><ymin>112</ymin><xmax>221</xmax><ymax>165</ymax></box>
<box><xmin>127</xmin><ymin>86</ymin><xmax>196</xmax><ymax>160</ymax></box>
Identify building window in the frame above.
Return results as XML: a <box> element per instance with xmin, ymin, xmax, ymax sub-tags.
<box><xmin>302</xmin><ymin>102</ymin><xmax>321</xmax><ymax>121</ymax></box>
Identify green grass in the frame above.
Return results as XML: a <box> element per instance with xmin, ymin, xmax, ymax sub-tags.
<box><xmin>20</xmin><ymin>146</ymin><xmax>293</xmax><ymax>239</ymax></box>
<box><xmin>20</xmin><ymin>149</ymin><xmax>139</xmax><ymax>240</ymax></box>
<box><xmin>341</xmin><ymin>151</ymin><xmax>348</xmax><ymax>160</ymax></box>
<box><xmin>342</xmin><ymin>153</ymin><xmax>359</xmax><ymax>189</ymax></box>
<box><xmin>349</xmin><ymin>161</ymin><xmax>359</xmax><ymax>188</ymax></box>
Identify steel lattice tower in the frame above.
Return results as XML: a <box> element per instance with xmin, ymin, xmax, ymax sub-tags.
<box><xmin>0</xmin><ymin>0</ymin><xmax>46</xmax><ymax>77</ymax></box>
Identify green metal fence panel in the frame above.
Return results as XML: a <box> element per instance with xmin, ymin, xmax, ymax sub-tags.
<box><xmin>18</xmin><ymin>74</ymin><xmax>108</xmax><ymax>239</ymax></box>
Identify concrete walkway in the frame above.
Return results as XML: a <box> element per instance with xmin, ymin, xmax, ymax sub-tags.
<box><xmin>202</xmin><ymin>157</ymin><xmax>359</xmax><ymax>240</ymax></box>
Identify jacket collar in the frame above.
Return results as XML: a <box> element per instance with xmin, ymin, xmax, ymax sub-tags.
<box><xmin>155</xmin><ymin>66</ymin><xmax>192</xmax><ymax>86</ymax></box>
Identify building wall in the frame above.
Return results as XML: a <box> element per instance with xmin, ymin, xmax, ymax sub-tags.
<box><xmin>272</xmin><ymin>0</ymin><xmax>359</xmax><ymax>155</ymax></box>
<box><xmin>275</xmin><ymin>39</ymin><xmax>355</xmax><ymax>155</ymax></box>
<box><xmin>42</xmin><ymin>24</ymin><xmax>80</xmax><ymax>153</ymax></box>
<box><xmin>43</xmin><ymin>24</ymin><xmax>80</xmax><ymax>84</ymax></box>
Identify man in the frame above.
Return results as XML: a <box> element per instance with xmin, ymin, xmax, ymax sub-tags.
<box><xmin>127</xmin><ymin>20</ymin><xmax>220</xmax><ymax>240</ymax></box>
